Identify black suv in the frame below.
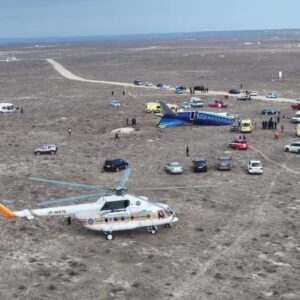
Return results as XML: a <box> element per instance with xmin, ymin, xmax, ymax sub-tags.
<box><xmin>103</xmin><ymin>158</ymin><xmax>128</xmax><ymax>172</ymax></box>
<box><xmin>192</xmin><ymin>157</ymin><xmax>207</xmax><ymax>172</ymax></box>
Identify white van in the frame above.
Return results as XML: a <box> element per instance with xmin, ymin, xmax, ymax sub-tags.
<box><xmin>0</xmin><ymin>103</ymin><xmax>19</xmax><ymax>113</ymax></box>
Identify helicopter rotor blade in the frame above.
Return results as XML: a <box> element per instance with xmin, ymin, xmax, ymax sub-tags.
<box><xmin>30</xmin><ymin>177</ymin><xmax>102</xmax><ymax>191</ymax></box>
<box><xmin>132</xmin><ymin>184</ymin><xmax>217</xmax><ymax>191</ymax></box>
<box><xmin>37</xmin><ymin>191</ymin><xmax>108</xmax><ymax>207</ymax></box>
<box><xmin>115</xmin><ymin>168</ymin><xmax>131</xmax><ymax>191</ymax></box>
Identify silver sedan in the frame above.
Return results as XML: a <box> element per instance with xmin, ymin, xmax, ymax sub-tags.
<box><xmin>165</xmin><ymin>162</ymin><xmax>183</xmax><ymax>174</ymax></box>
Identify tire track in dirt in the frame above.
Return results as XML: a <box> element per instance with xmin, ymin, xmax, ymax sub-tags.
<box><xmin>250</xmin><ymin>145</ymin><xmax>299</xmax><ymax>175</ymax></box>
<box><xmin>171</xmin><ymin>156</ymin><xmax>292</xmax><ymax>299</ymax></box>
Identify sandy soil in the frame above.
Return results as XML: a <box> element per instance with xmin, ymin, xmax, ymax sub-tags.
<box><xmin>0</xmin><ymin>37</ymin><xmax>299</xmax><ymax>300</ymax></box>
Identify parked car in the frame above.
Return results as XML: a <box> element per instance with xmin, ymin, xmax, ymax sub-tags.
<box><xmin>229</xmin><ymin>139</ymin><xmax>248</xmax><ymax>150</ymax></box>
<box><xmin>247</xmin><ymin>160</ymin><xmax>263</xmax><ymax>174</ymax></box>
<box><xmin>157</xmin><ymin>83</ymin><xmax>170</xmax><ymax>89</ymax></box>
<box><xmin>291</xmin><ymin>103</ymin><xmax>300</xmax><ymax>110</ymax></box>
<box><xmin>192</xmin><ymin>157</ymin><xmax>207</xmax><ymax>172</ymax></box>
<box><xmin>176</xmin><ymin>85</ymin><xmax>186</xmax><ymax>90</ymax></box>
<box><xmin>266</xmin><ymin>91</ymin><xmax>279</xmax><ymax>98</ymax></box>
<box><xmin>208</xmin><ymin>98</ymin><xmax>227</xmax><ymax>108</ymax></box>
<box><xmin>230</xmin><ymin>124</ymin><xmax>240</xmax><ymax>132</ymax></box>
<box><xmin>194</xmin><ymin>85</ymin><xmax>206</xmax><ymax>92</ymax></box>
<box><xmin>34</xmin><ymin>144</ymin><xmax>57</xmax><ymax>155</ymax></box>
<box><xmin>291</xmin><ymin>111</ymin><xmax>300</xmax><ymax>124</ymax></box>
<box><xmin>237</xmin><ymin>95</ymin><xmax>251</xmax><ymax>101</ymax></box>
<box><xmin>111</xmin><ymin>100</ymin><xmax>121</xmax><ymax>107</ymax></box>
<box><xmin>190</xmin><ymin>97</ymin><xmax>204</xmax><ymax>108</ymax></box>
<box><xmin>165</xmin><ymin>162</ymin><xmax>183</xmax><ymax>174</ymax></box>
<box><xmin>103</xmin><ymin>158</ymin><xmax>128</xmax><ymax>172</ymax></box>
<box><xmin>134</xmin><ymin>80</ymin><xmax>144</xmax><ymax>86</ymax></box>
<box><xmin>180</xmin><ymin>101</ymin><xmax>191</xmax><ymax>109</ymax></box>
<box><xmin>218</xmin><ymin>156</ymin><xmax>232</xmax><ymax>170</ymax></box>
<box><xmin>175</xmin><ymin>88</ymin><xmax>184</xmax><ymax>94</ymax></box>
<box><xmin>228</xmin><ymin>88</ymin><xmax>240</xmax><ymax>94</ymax></box>
<box><xmin>249</xmin><ymin>90</ymin><xmax>258</xmax><ymax>96</ymax></box>
<box><xmin>284</xmin><ymin>141</ymin><xmax>300</xmax><ymax>153</ymax></box>
<box><xmin>261</xmin><ymin>108</ymin><xmax>280</xmax><ymax>115</ymax></box>
<box><xmin>144</xmin><ymin>82</ymin><xmax>153</xmax><ymax>87</ymax></box>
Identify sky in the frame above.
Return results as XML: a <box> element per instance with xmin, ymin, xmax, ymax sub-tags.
<box><xmin>0</xmin><ymin>0</ymin><xmax>299</xmax><ymax>38</ymax></box>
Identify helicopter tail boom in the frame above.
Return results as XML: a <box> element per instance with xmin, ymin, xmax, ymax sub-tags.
<box><xmin>0</xmin><ymin>204</ymin><xmax>16</xmax><ymax>218</ymax></box>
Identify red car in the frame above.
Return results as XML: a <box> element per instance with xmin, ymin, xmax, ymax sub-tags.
<box><xmin>291</xmin><ymin>103</ymin><xmax>300</xmax><ymax>110</ymax></box>
<box><xmin>229</xmin><ymin>139</ymin><xmax>248</xmax><ymax>150</ymax></box>
<box><xmin>208</xmin><ymin>98</ymin><xmax>227</xmax><ymax>108</ymax></box>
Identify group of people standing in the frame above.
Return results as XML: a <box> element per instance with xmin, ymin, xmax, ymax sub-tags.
<box><xmin>261</xmin><ymin>115</ymin><xmax>284</xmax><ymax>133</ymax></box>
<box><xmin>126</xmin><ymin>117</ymin><xmax>137</xmax><ymax>127</ymax></box>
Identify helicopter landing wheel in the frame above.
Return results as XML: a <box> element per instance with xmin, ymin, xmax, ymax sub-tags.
<box><xmin>149</xmin><ymin>226</ymin><xmax>157</xmax><ymax>235</ymax></box>
<box><xmin>106</xmin><ymin>233</ymin><xmax>114</xmax><ymax>240</ymax></box>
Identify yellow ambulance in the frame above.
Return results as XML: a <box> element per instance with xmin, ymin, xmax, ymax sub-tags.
<box><xmin>296</xmin><ymin>124</ymin><xmax>300</xmax><ymax>136</ymax></box>
<box><xmin>145</xmin><ymin>102</ymin><xmax>160</xmax><ymax>113</ymax></box>
<box><xmin>145</xmin><ymin>102</ymin><xmax>180</xmax><ymax>113</ymax></box>
<box><xmin>240</xmin><ymin>119</ymin><xmax>252</xmax><ymax>133</ymax></box>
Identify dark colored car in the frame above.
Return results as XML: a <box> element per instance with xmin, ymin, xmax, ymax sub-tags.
<box><xmin>192</xmin><ymin>157</ymin><xmax>207</xmax><ymax>172</ymax></box>
<box><xmin>230</xmin><ymin>124</ymin><xmax>240</xmax><ymax>132</ymax></box>
<box><xmin>103</xmin><ymin>158</ymin><xmax>128</xmax><ymax>172</ymax></box>
<box><xmin>229</xmin><ymin>88</ymin><xmax>240</xmax><ymax>94</ymax></box>
<box><xmin>134</xmin><ymin>80</ymin><xmax>144</xmax><ymax>86</ymax></box>
<box><xmin>218</xmin><ymin>156</ymin><xmax>232</xmax><ymax>170</ymax></box>
<box><xmin>194</xmin><ymin>85</ymin><xmax>205</xmax><ymax>91</ymax></box>
<box><xmin>261</xmin><ymin>108</ymin><xmax>280</xmax><ymax>115</ymax></box>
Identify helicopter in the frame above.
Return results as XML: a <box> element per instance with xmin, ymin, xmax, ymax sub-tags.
<box><xmin>0</xmin><ymin>169</ymin><xmax>214</xmax><ymax>240</ymax></box>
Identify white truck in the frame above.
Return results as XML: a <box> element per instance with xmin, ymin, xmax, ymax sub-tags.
<box><xmin>0</xmin><ymin>103</ymin><xmax>19</xmax><ymax>113</ymax></box>
<box><xmin>190</xmin><ymin>97</ymin><xmax>204</xmax><ymax>108</ymax></box>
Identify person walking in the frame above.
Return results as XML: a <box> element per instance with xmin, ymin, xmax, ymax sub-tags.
<box><xmin>68</xmin><ymin>128</ymin><xmax>72</xmax><ymax>135</ymax></box>
<box><xmin>277</xmin><ymin>115</ymin><xmax>280</xmax><ymax>123</ymax></box>
<box><xmin>274</xmin><ymin>130</ymin><xmax>279</xmax><ymax>140</ymax></box>
<box><xmin>280</xmin><ymin>124</ymin><xmax>284</xmax><ymax>133</ymax></box>
<box><xmin>111</xmin><ymin>91</ymin><xmax>114</xmax><ymax>96</ymax></box>
<box><xmin>114</xmin><ymin>132</ymin><xmax>119</xmax><ymax>141</ymax></box>
<box><xmin>123</xmin><ymin>90</ymin><xmax>125</xmax><ymax>96</ymax></box>
<box><xmin>126</xmin><ymin>118</ymin><xmax>129</xmax><ymax>126</ymax></box>
<box><xmin>186</xmin><ymin>146</ymin><xmax>189</xmax><ymax>157</ymax></box>
<box><xmin>20</xmin><ymin>107</ymin><xmax>23</xmax><ymax>114</ymax></box>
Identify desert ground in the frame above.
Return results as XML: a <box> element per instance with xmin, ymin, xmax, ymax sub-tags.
<box><xmin>0</xmin><ymin>36</ymin><xmax>300</xmax><ymax>300</ymax></box>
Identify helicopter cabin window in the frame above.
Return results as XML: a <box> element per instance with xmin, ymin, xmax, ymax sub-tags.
<box><xmin>101</xmin><ymin>200</ymin><xmax>130</xmax><ymax>211</ymax></box>
<box><xmin>158</xmin><ymin>210</ymin><xmax>165</xmax><ymax>218</ymax></box>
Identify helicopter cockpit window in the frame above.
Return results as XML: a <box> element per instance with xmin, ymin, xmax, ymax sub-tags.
<box><xmin>101</xmin><ymin>200</ymin><xmax>130</xmax><ymax>211</ymax></box>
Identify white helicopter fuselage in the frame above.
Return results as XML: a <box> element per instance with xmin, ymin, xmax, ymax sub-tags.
<box><xmin>4</xmin><ymin>194</ymin><xmax>178</xmax><ymax>233</ymax></box>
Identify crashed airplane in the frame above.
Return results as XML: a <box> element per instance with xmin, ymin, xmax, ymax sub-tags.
<box><xmin>157</xmin><ymin>101</ymin><xmax>236</xmax><ymax>128</ymax></box>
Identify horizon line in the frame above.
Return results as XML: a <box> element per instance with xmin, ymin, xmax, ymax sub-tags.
<box><xmin>0</xmin><ymin>28</ymin><xmax>299</xmax><ymax>44</ymax></box>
